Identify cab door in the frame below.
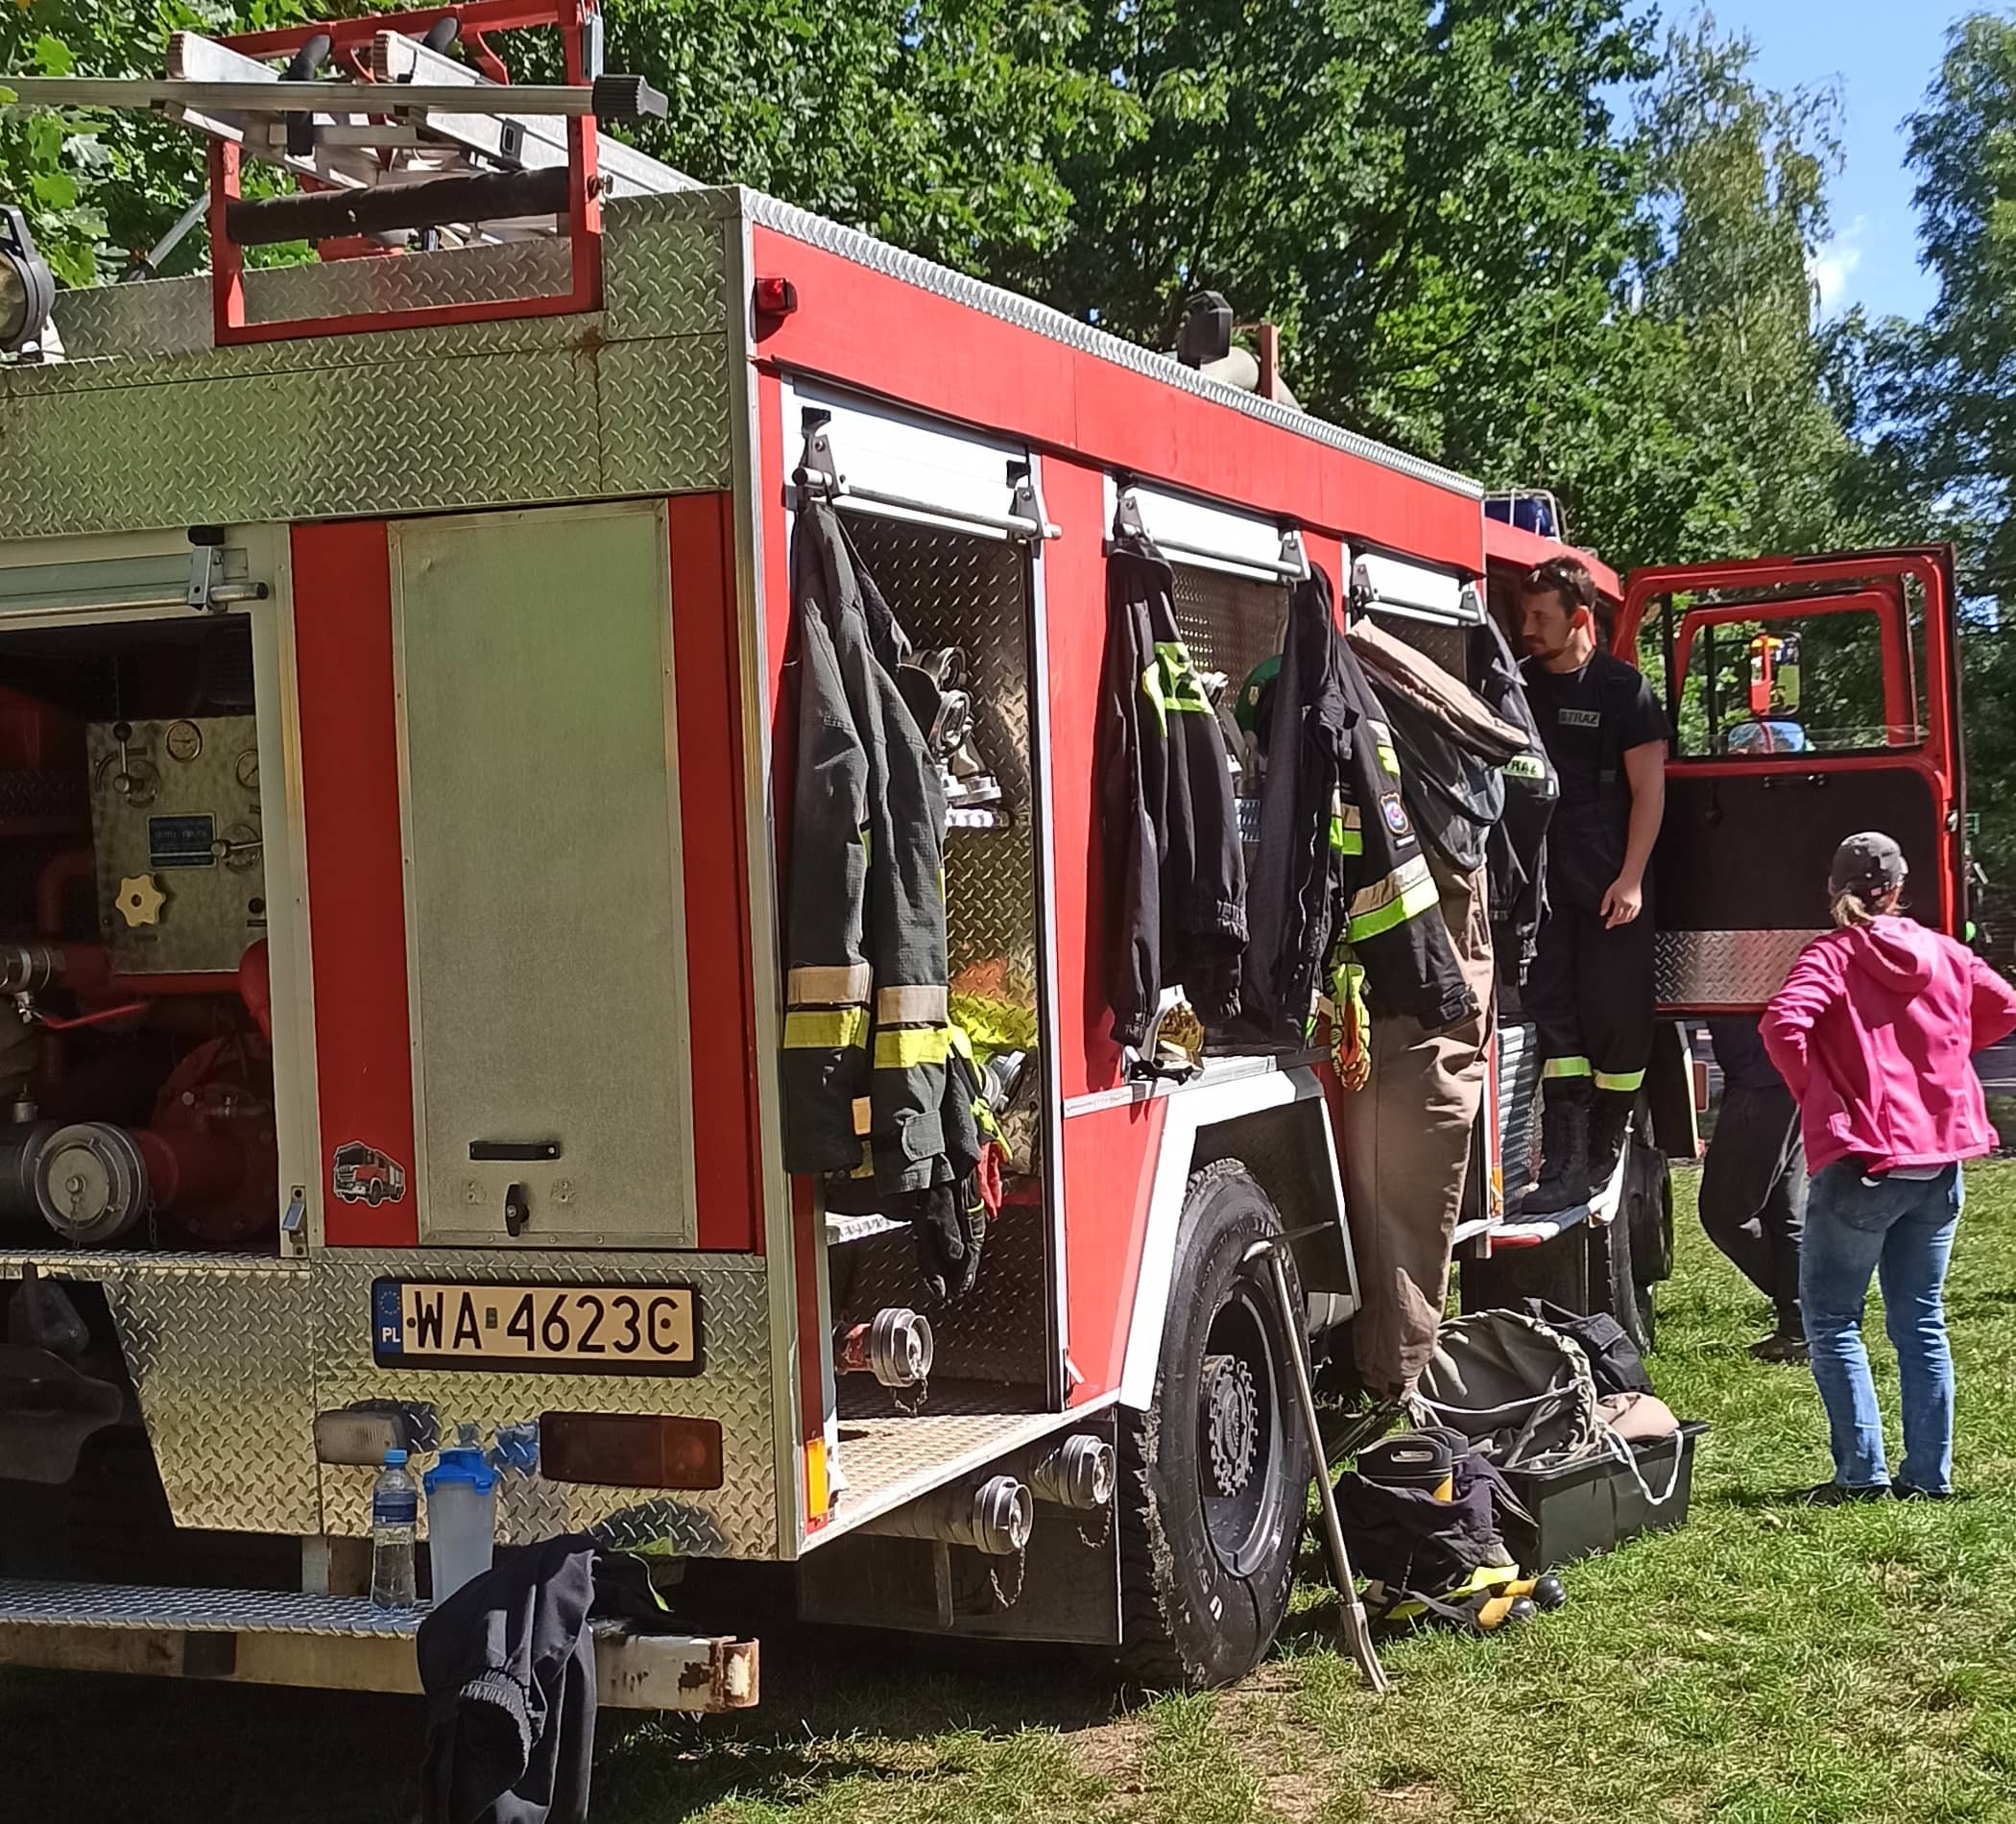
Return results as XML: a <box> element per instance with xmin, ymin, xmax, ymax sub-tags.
<box><xmin>1619</xmin><ymin>546</ymin><xmax>1964</xmax><ymax>1012</ymax></box>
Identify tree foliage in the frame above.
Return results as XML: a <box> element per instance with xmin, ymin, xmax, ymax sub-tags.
<box><xmin>0</xmin><ymin>0</ymin><xmax>1968</xmax><ymax>596</ymax></box>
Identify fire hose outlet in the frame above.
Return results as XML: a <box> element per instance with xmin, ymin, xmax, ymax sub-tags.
<box><xmin>1029</xmin><ymin>1432</ymin><xmax>1116</xmax><ymax>1510</ymax></box>
<box><xmin>835</xmin><ymin>1307</ymin><xmax>934</xmax><ymax>1389</ymax></box>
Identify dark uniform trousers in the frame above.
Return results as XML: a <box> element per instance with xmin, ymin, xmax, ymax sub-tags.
<box><xmin>1527</xmin><ymin>896</ymin><xmax>1657</xmax><ymax>1097</ymax></box>
<box><xmin>1698</xmin><ymin>1078</ymin><xmax>1807</xmax><ymax>1317</ymax></box>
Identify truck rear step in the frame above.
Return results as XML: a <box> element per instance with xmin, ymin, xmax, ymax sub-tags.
<box><xmin>0</xmin><ymin>1580</ymin><xmax>757</xmax><ymax>1711</ymax></box>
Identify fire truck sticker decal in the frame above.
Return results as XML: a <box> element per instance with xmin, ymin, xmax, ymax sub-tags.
<box><xmin>332</xmin><ymin>1140</ymin><xmax>408</xmax><ymax>1207</ymax></box>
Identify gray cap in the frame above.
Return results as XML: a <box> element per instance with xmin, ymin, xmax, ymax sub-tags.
<box><xmin>1829</xmin><ymin>831</ymin><xmax>1907</xmax><ymax>898</ymax></box>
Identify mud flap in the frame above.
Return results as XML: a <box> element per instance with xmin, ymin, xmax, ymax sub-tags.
<box><xmin>0</xmin><ymin>1345</ymin><xmax>124</xmax><ymax>1485</ymax></box>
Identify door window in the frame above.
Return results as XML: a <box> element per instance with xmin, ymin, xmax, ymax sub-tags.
<box><xmin>1668</xmin><ymin>595</ymin><xmax>1920</xmax><ymax>758</ymax></box>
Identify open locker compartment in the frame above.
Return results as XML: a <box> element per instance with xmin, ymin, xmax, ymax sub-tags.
<box><xmin>0</xmin><ymin>534</ymin><xmax>307</xmax><ymax>1259</ymax></box>
<box><xmin>1108</xmin><ymin>475</ymin><xmax>1300</xmax><ymax>1063</ymax></box>
<box><xmin>819</xmin><ymin>511</ymin><xmax>1055</xmax><ymax>1415</ymax></box>
<box><xmin>771</xmin><ymin>379</ymin><xmax>1071</xmax><ymax>1542</ymax></box>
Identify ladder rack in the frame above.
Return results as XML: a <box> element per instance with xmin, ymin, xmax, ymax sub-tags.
<box><xmin>2</xmin><ymin>2</ymin><xmax>696</xmax><ymax>346</ymax></box>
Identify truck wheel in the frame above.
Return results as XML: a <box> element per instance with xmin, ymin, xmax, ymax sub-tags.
<box><xmin>1589</xmin><ymin>1149</ymin><xmax>1658</xmax><ymax>1355</ymax></box>
<box><xmin>1115</xmin><ymin>1161</ymin><xmax>1311</xmax><ymax>1691</ymax></box>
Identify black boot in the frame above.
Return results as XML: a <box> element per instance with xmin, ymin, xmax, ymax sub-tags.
<box><xmin>1586</xmin><ymin>1090</ymin><xmax>1635</xmax><ymax>1200</ymax></box>
<box><xmin>1748</xmin><ymin>1308</ymin><xmax>1809</xmax><ymax>1363</ymax></box>
<box><xmin>1525</xmin><ymin>1080</ymin><xmax>1592</xmax><ymax>1215</ymax></box>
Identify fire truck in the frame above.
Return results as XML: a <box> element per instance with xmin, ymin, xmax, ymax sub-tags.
<box><xmin>0</xmin><ymin>4</ymin><xmax>1968</xmax><ymax>1710</ymax></box>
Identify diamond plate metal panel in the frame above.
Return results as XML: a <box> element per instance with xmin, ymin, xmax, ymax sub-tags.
<box><xmin>1171</xmin><ymin>566</ymin><xmax>1288</xmax><ymax>711</ymax></box>
<box><xmin>1656</xmin><ymin>928</ymin><xmax>1817</xmax><ymax>1006</ymax></box>
<box><xmin>315</xmin><ymin>1251</ymin><xmax>776</xmax><ymax>1558</ymax></box>
<box><xmin>831</xmin><ymin>1205</ymin><xmax>1048</xmax><ymax>1387</ymax></box>
<box><xmin>596</xmin><ymin>336</ymin><xmax>737</xmax><ymax>499</ymax></box>
<box><xmin>244</xmin><ymin>238</ymin><xmax>577</xmax><ymax>325</ymax></box>
<box><xmin>9</xmin><ymin>195</ymin><xmax>735</xmax><ymax>540</ymax></box>
<box><xmin>50</xmin><ymin>275</ymin><xmax>213</xmax><ymax>361</ymax></box>
<box><xmin>601</xmin><ymin>196</ymin><xmax>741</xmax><ymax>341</ymax></box>
<box><xmin>740</xmin><ymin>189</ymin><xmax>1484</xmax><ymax>500</ymax></box>
<box><xmin>0</xmin><ymin>1253</ymin><xmax>318</xmax><ymax>1534</ymax></box>
<box><xmin>0</xmin><ymin>1580</ymin><xmax>420</xmax><ymax>1636</ymax></box>
<box><xmin>822</xmin><ymin>1390</ymin><xmax>1084</xmax><ymax>1538</ymax></box>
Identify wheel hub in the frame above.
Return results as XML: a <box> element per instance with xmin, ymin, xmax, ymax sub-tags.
<box><xmin>1203</xmin><ymin>1352</ymin><xmax>1258</xmax><ymax>1497</ymax></box>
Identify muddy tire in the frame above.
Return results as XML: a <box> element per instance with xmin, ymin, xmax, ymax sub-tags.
<box><xmin>1115</xmin><ymin>1161</ymin><xmax>1311</xmax><ymax>1691</ymax></box>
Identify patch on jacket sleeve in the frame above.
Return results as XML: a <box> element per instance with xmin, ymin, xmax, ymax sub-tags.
<box><xmin>1380</xmin><ymin>791</ymin><xmax>1411</xmax><ymax>836</ymax></box>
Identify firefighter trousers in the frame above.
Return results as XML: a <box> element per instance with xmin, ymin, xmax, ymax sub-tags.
<box><xmin>1342</xmin><ymin>855</ymin><xmax>1496</xmax><ymax>1399</ymax></box>
<box><xmin>1527</xmin><ymin>900</ymin><xmax>1656</xmax><ymax>1095</ymax></box>
<box><xmin>1698</xmin><ymin>1078</ymin><xmax>1807</xmax><ymax>1318</ymax></box>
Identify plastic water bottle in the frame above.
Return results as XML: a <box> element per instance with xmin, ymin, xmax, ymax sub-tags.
<box><xmin>369</xmin><ymin>1448</ymin><xmax>419</xmax><ymax>1610</ymax></box>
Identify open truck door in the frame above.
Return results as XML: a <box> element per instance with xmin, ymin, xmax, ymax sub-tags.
<box><xmin>1620</xmin><ymin>547</ymin><xmax>1967</xmax><ymax>1015</ymax></box>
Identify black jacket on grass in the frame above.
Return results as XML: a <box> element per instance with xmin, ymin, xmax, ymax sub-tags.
<box><xmin>418</xmin><ymin>1534</ymin><xmax>598</xmax><ymax>1824</ymax></box>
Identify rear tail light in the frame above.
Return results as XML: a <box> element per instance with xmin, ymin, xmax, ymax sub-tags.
<box><xmin>540</xmin><ymin>1411</ymin><xmax>724</xmax><ymax>1489</ymax></box>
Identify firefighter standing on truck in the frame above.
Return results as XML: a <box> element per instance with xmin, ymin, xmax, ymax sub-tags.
<box><xmin>1518</xmin><ymin>558</ymin><xmax>1669</xmax><ymax>1212</ymax></box>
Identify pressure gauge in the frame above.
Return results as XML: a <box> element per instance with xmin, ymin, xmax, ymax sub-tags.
<box><xmin>165</xmin><ymin>720</ymin><xmax>204</xmax><ymax>764</ymax></box>
<box><xmin>235</xmin><ymin>749</ymin><xmax>259</xmax><ymax>791</ymax></box>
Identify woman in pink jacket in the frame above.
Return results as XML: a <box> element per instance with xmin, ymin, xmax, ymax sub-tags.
<box><xmin>1762</xmin><ymin>832</ymin><xmax>2016</xmax><ymax>1502</ymax></box>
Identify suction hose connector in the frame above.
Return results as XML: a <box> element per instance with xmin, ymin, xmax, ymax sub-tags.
<box><xmin>835</xmin><ymin>1307</ymin><xmax>934</xmax><ymax>1389</ymax></box>
<box><xmin>1028</xmin><ymin>1433</ymin><xmax>1116</xmax><ymax>1510</ymax></box>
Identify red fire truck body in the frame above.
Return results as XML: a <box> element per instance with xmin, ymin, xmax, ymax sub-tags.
<box><xmin>0</xmin><ymin>5</ymin><xmax>1968</xmax><ymax>1707</ymax></box>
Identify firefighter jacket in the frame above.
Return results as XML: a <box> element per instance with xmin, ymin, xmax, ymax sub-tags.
<box><xmin>780</xmin><ymin>500</ymin><xmax>969</xmax><ymax>1198</ymax></box>
<box><xmin>1346</xmin><ymin>618</ymin><xmax>1529</xmax><ymax>876</ymax></box>
<box><xmin>1473</xmin><ymin>616</ymin><xmax>1557</xmax><ymax>983</ymax></box>
<box><xmin>1242</xmin><ymin>566</ymin><xmax>1477</xmax><ymax>1039</ymax></box>
<box><xmin>1097</xmin><ymin>530</ymin><xmax>1247</xmax><ymax>1049</ymax></box>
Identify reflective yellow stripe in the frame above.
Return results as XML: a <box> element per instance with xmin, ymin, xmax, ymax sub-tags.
<box><xmin>1345</xmin><ymin>855</ymin><xmax>1439</xmax><ymax>941</ymax></box>
<box><xmin>1140</xmin><ymin>639</ymin><xmax>1212</xmax><ymax>734</ymax></box>
<box><xmin>1543</xmin><ymin>1056</ymin><xmax>1592</xmax><ymax>1080</ymax></box>
<box><xmin>1330</xmin><ymin>817</ymin><xmax>1364</xmax><ymax>856</ymax></box>
<box><xmin>876</xmin><ymin>984</ymin><xmax>948</xmax><ymax>1024</ymax></box>
<box><xmin>789</xmin><ymin>963</ymin><xmax>872</xmax><ymax>1004</ymax></box>
<box><xmin>875</xmin><ymin>1026</ymin><xmax>953</xmax><ymax>1069</ymax></box>
<box><xmin>784</xmin><ymin>1007</ymin><xmax>869</xmax><ymax>1049</ymax></box>
<box><xmin>1595</xmin><ymin>1068</ymin><xmax>1646</xmax><ymax>1093</ymax></box>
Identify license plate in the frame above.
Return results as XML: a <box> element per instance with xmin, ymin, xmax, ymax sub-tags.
<box><xmin>372</xmin><ymin>1280</ymin><xmax>702</xmax><ymax>1376</ymax></box>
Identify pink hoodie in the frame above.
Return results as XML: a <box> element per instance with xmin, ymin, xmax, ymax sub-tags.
<box><xmin>1763</xmin><ymin>916</ymin><xmax>2016</xmax><ymax>1175</ymax></box>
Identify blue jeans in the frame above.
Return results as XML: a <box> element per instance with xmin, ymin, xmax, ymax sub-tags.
<box><xmin>1799</xmin><ymin>1161</ymin><xmax>1962</xmax><ymax>1492</ymax></box>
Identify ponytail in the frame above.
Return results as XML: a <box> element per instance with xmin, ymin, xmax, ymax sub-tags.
<box><xmin>1831</xmin><ymin>885</ymin><xmax>1902</xmax><ymax>929</ymax></box>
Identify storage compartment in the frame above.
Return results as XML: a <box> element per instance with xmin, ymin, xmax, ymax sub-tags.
<box><xmin>0</xmin><ymin>609</ymin><xmax>287</xmax><ymax>1250</ymax></box>
<box><xmin>391</xmin><ymin>501</ymin><xmax>696</xmax><ymax>1249</ymax></box>
<box><xmin>820</xmin><ymin>513</ymin><xmax>1053</xmax><ymax>1401</ymax></box>
<box><xmin>1500</xmin><ymin>1420</ymin><xmax>1707</xmax><ymax>1568</ymax></box>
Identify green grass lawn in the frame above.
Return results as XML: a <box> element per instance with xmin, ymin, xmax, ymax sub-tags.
<box><xmin>9</xmin><ymin>1164</ymin><xmax>2016</xmax><ymax>1823</ymax></box>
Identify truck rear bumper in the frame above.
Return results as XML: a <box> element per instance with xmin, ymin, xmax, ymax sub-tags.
<box><xmin>0</xmin><ymin>1580</ymin><xmax>757</xmax><ymax>1711</ymax></box>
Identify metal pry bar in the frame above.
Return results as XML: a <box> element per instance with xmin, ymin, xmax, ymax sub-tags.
<box><xmin>1</xmin><ymin>76</ymin><xmax>671</xmax><ymax>120</ymax></box>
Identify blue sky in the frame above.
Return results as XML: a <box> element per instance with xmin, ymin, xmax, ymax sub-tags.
<box><xmin>1705</xmin><ymin>0</ymin><xmax>1969</xmax><ymax>324</ymax></box>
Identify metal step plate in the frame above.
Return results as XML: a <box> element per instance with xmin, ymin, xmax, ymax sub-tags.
<box><xmin>0</xmin><ymin>1579</ymin><xmax>756</xmax><ymax>1711</ymax></box>
<box><xmin>817</xmin><ymin>1384</ymin><xmax>1116</xmax><ymax>1543</ymax></box>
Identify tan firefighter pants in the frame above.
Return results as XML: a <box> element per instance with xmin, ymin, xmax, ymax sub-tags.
<box><xmin>1341</xmin><ymin>854</ymin><xmax>1496</xmax><ymax>1398</ymax></box>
